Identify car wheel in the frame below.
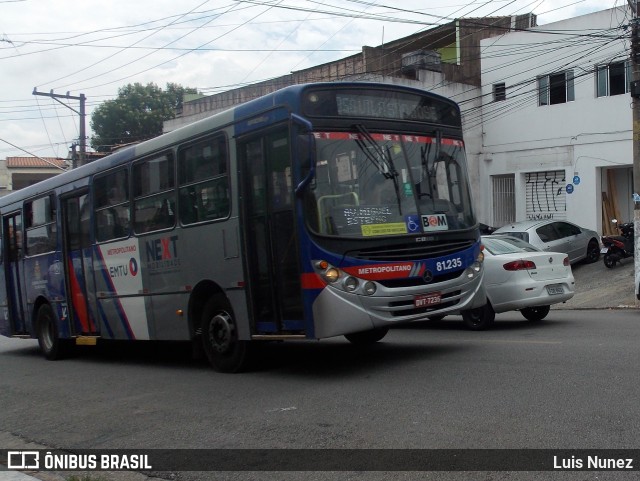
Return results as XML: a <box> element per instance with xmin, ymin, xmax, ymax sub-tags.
<box><xmin>345</xmin><ymin>327</ymin><xmax>389</xmax><ymax>345</ymax></box>
<box><xmin>461</xmin><ymin>303</ymin><xmax>495</xmax><ymax>331</ymax></box>
<box><xmin>520</xmin><ymin>305</ymin><xmax>550</xmax><ymax>322</ymax></box>
<box><xmin>585</xmin><ymin>239</ymin><xmax>600</xmax><ymax>263</ymax></box>
<box><xmin>603</xmin><ymin>253</ymin><xmax>616</xmax><ymax>268</ymax></box>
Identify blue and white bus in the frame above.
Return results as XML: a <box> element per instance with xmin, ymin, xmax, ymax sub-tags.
<box><xmin>0</xmin><ymin>82</ymin><xmax>485</xmax><ymax>372</ymax></box>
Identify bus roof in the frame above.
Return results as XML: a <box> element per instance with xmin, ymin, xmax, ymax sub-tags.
<box><xmin>0</xmin><ymin>81</ymin><xmax>456</xmax><ymax>208</ymax></box>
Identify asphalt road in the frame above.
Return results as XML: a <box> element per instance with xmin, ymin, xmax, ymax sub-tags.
<box><xmin>1</xmin><ymin>308</ymin><xmax>640</xmax><ymax>481</ymax></box>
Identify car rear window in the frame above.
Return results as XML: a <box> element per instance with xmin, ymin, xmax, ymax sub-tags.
<box><xmin>483</xmin><ymin>237</ymin><xmax>530</xmax><ymax>255</ymax></box>
<box><xmin>497</xmin><ymin>231</ymin><xmax>528</xmax><ymax>242</ymax></box>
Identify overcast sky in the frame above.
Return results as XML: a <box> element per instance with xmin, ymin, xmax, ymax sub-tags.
<box><xmin>0</xmin><ymin>0</ymin><xmax>618</xmax><ymax>160</ymax></box>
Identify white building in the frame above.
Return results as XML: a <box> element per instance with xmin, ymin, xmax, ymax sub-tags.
<box><xmin>479</xmin><ymin>6</ymin><xmax>632</xmax><ymax>234</ymax></box>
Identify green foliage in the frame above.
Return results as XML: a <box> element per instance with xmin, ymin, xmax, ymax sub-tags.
<box><xmin>90</xmin><ymin>82</ymin><xmax>198</xmax><ymax>152</ymax></box>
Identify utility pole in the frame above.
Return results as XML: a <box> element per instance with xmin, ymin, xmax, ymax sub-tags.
<box><xmin>32</xmin><ymin>89</ymin><xmax>86</xmax><ymax>168</ymax></box>
<box><xmin>631</xmin><ymin>0</ymin><xmax>640</xmax><ymax>302</ymax></box>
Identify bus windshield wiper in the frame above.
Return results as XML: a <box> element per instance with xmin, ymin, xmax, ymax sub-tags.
<box><xmin>353</xmin><ymin>124</ymin><xmax>396</xmax><ymax>179</ymax></box>
<box><xmin>352</xmin><ymin>124</ymin><xmax>402</xmax><ymax>215</ymax></box>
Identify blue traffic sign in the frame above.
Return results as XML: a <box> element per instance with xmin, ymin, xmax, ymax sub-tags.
<box><xmin>566</xmin><ymin>184</ymin><xmax>574</xmax><ymax>194</ymax></box>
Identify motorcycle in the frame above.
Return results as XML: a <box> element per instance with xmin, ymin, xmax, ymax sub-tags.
<box><xmin>601</xmin><ymin>219</ymin><xmax>634</xmax><ymax>268</ymax></box>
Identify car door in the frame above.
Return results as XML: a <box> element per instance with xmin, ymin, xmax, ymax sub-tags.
<box><xmin>534</xmin><ymin>223</ymin><xmax>564</xmax><ymax>254</ymax></box>
<box><xmin>554</xmin><ymin>221</ymin><xmax>583</xmax><ymax>262</ymax></box>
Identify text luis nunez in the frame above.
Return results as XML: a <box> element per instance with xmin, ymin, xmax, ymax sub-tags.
<box><xmin>554</xmin><ymin>456</ymin><xmax>634</xmax><ymax>470</ymax></box>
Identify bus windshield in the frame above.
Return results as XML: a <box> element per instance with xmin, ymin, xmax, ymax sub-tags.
<box><xmin>305</xmin><ymin>130</ymin><xmax>475</xmax><ymax>237</ymax></box>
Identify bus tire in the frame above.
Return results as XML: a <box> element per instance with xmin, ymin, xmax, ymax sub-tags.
<box><xmin>344</xmin><ymin>327</ymin><xmax>389</xmax><ymax>345</ymax></box>
<box><xmin>36</xmin><ymin>303</ymin><xmax>72</xmax><ymax>360</ymax></box>
<box><xmin>201</xmin><ymin>295</ymin><xmax>250</xmax><ymax>373</ymax></box>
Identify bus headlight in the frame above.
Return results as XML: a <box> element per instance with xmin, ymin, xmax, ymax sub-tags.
<box><xmin>363</xmin><ymin>281</ymin><xmax>377</xmax><ymax>296</ymax></box>
<box><xmin>343</xmin><ymin>276</ymin><xmax>359</xmax><ymax>292</ymax></box>
<box><xmin>313</xmin><ymin>259</ymin><xmax>377</xmax><ymax>294</ymax></box>
<box><xmin>324</xmin><ymin>267</ymin><xmax>340</xmax><ymax>283</ymax></box>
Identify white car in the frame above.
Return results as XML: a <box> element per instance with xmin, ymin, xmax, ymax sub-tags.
<box><xmin>460</xmin><ymin>235</ymin><xmax>575</xmax><ymax>330</ymax></box>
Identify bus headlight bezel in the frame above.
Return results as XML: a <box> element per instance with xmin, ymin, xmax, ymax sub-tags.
<box><xmin>343</xmin><ymin>276</ymin><xmax>359</xmax><ymax>292</ymax></box>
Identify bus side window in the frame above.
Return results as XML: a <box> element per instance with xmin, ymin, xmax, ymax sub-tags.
<box><xmin>25</xmin><ymin>195</ymin><xmax>56</xmax><ymax>256</ymax></box>
<box><xmin>133</xmin><ymin>152</ymin><xmax>175</xmax><ymax>234</ymax></box>
<box><xmin>178</xmin><ymin>134</ymin><xmax>229</xmax><ymax>225</ymax></box>
<box><xmin>94</xmin><ymin>168</ymin><xmax>130</xmax><ymax>242</ymax></box>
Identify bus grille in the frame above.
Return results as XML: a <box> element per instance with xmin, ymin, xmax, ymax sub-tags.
<box><xmin>378</xmin><ymin>269</ymin><xmax>463</xmax><ymax>288</ymax></box>
<box><xmin>347</xmin><ymin>240</ymin><xmax>475</xmax><ymax>261</ymax></box>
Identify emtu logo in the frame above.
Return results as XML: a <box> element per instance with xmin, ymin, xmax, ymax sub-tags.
<box><xmin>129</xmin><ymin>258</ymin><xmax>138</xmax><ymax>276</ymax></box>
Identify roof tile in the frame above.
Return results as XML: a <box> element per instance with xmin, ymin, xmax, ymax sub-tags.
<box><xmin>5</xmin><ymin>157</ymin><xmax>68</xmax><ymax>169</ymax></box>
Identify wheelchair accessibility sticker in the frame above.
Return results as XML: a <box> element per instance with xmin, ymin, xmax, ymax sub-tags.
<box><xmin>406</xmin><ymin>215</ymin><xmax>421</xmax><ymax>233</ymax></box>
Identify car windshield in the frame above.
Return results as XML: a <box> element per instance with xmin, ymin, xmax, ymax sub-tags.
<box><xmin>304</xmin><ymin>130</ymin><xmax>476</xmax><ymax>237</ymax></box>
<box><xmin>482</xmin><ymin>236</ymin><xmax>539</xmax><ymax>255</ymax></box>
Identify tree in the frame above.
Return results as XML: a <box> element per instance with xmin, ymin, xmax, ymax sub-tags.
<box><xmin>90</xmin><ymin>82</ymin><xmax>198</xmax><ymax>152</ymax></box>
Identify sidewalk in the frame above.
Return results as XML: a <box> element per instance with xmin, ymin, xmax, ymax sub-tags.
<box><xmin>552</xmin><ymin>257</ymin><xmax>637</xmax><ymax>309</ymax></box>
<box><xmin>0</xmin><ymin>466</ymin><xmax>65</xmax><ymax>481</ymax></box>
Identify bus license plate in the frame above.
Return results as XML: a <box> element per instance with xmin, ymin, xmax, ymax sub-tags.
<box><xmin>414</xmin><ymin>292</ymin><xmax>441</xmax><ymax>308</ymax></box>
<box><xmin>546</xmin><ymin>284</ymin><xmax>564</xmax><ymax>295</ymax></box>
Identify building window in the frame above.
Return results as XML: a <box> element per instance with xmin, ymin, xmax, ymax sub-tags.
<box><xmin>538</xmin><ymin>70</ymin><xmax>574</xmax><ymax>106</ymax></box>
<box><xmin>493</xmin><ymin>83</ymin><xmax>506</xmax><ymax>101</ymax></box>
<box><xmin>596</xmin><ymin>60</ymin><xmax>630</xmax><ymax>97</ymax></box>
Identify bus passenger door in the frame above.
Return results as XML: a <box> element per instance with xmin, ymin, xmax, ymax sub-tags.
<box><xmin>61</xmin><ymin>193</ymin><xmax>98</xmax><ymax>336</ymax></box>
<box><xmin>239</xmin><ymin>128</ymin><xmax>305</xmax><ymax>334</ymax></box>
<box><xmin>2</xmin><ymin>213</ymin><xmax>27</xmax><ymax>334</ymax></box>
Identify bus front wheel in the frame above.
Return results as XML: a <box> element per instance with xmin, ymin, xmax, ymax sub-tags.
<box><xmin>36</xmin><ymin>303</ymin><xmax>72</xmax><ymax>360</ymax></box>
<box><xmin>201</xmin><ymin>295</ymin><xmax>250</xmax><ymax>373</ymax></box>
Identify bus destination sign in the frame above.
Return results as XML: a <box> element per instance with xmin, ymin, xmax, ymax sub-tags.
<box><xmin>303</xmin><ymin>89</ymin><xmax>459</xmax><ymax>126</ymax></box>
<box><xmin>336</xmin><ymin>93</ymin><xmax>440</xmax><ymax>122</ymax></box>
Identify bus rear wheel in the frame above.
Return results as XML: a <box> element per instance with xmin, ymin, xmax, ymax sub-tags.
<box><xmin>36</xmin><ymin>303</ymin><xmax>72</xmax><ymax>360</ymax></box>
<box><xmin>201</xmin><ymin>295</ymin><xmax>250</xmax><ymax>373</ymax></box>
<box><xmin>345</xmin><ymin>327</ymin><xmax>389</xmax><ymax>345</ymax></box>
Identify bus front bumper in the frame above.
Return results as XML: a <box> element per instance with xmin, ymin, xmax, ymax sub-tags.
<box><xmin>312</xmin><ymin>271</ymin><xmax>485</xmax><ymax>338</ymax></box>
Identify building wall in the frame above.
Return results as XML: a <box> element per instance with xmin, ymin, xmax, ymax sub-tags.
<box><xmin>480</xmin><ymin>6</ymin><xmax>631</xmax><ymax>233</ymax></box>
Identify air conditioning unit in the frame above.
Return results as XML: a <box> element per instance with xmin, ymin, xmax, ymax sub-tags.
<box><xmin>401</xmin><ymin>50</ymin><xmax>442</xmax><ymax>73</ymax></box>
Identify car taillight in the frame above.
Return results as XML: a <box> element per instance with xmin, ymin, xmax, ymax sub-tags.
<box><xmin>503</xmin><ymin>259</ymin><xmax>536</xmax><ymax>271</ymax></box>
<box><xmin>563</xmin><ymin>257</ymin><xmax>569</xmax><ymax>266</ymax></box>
